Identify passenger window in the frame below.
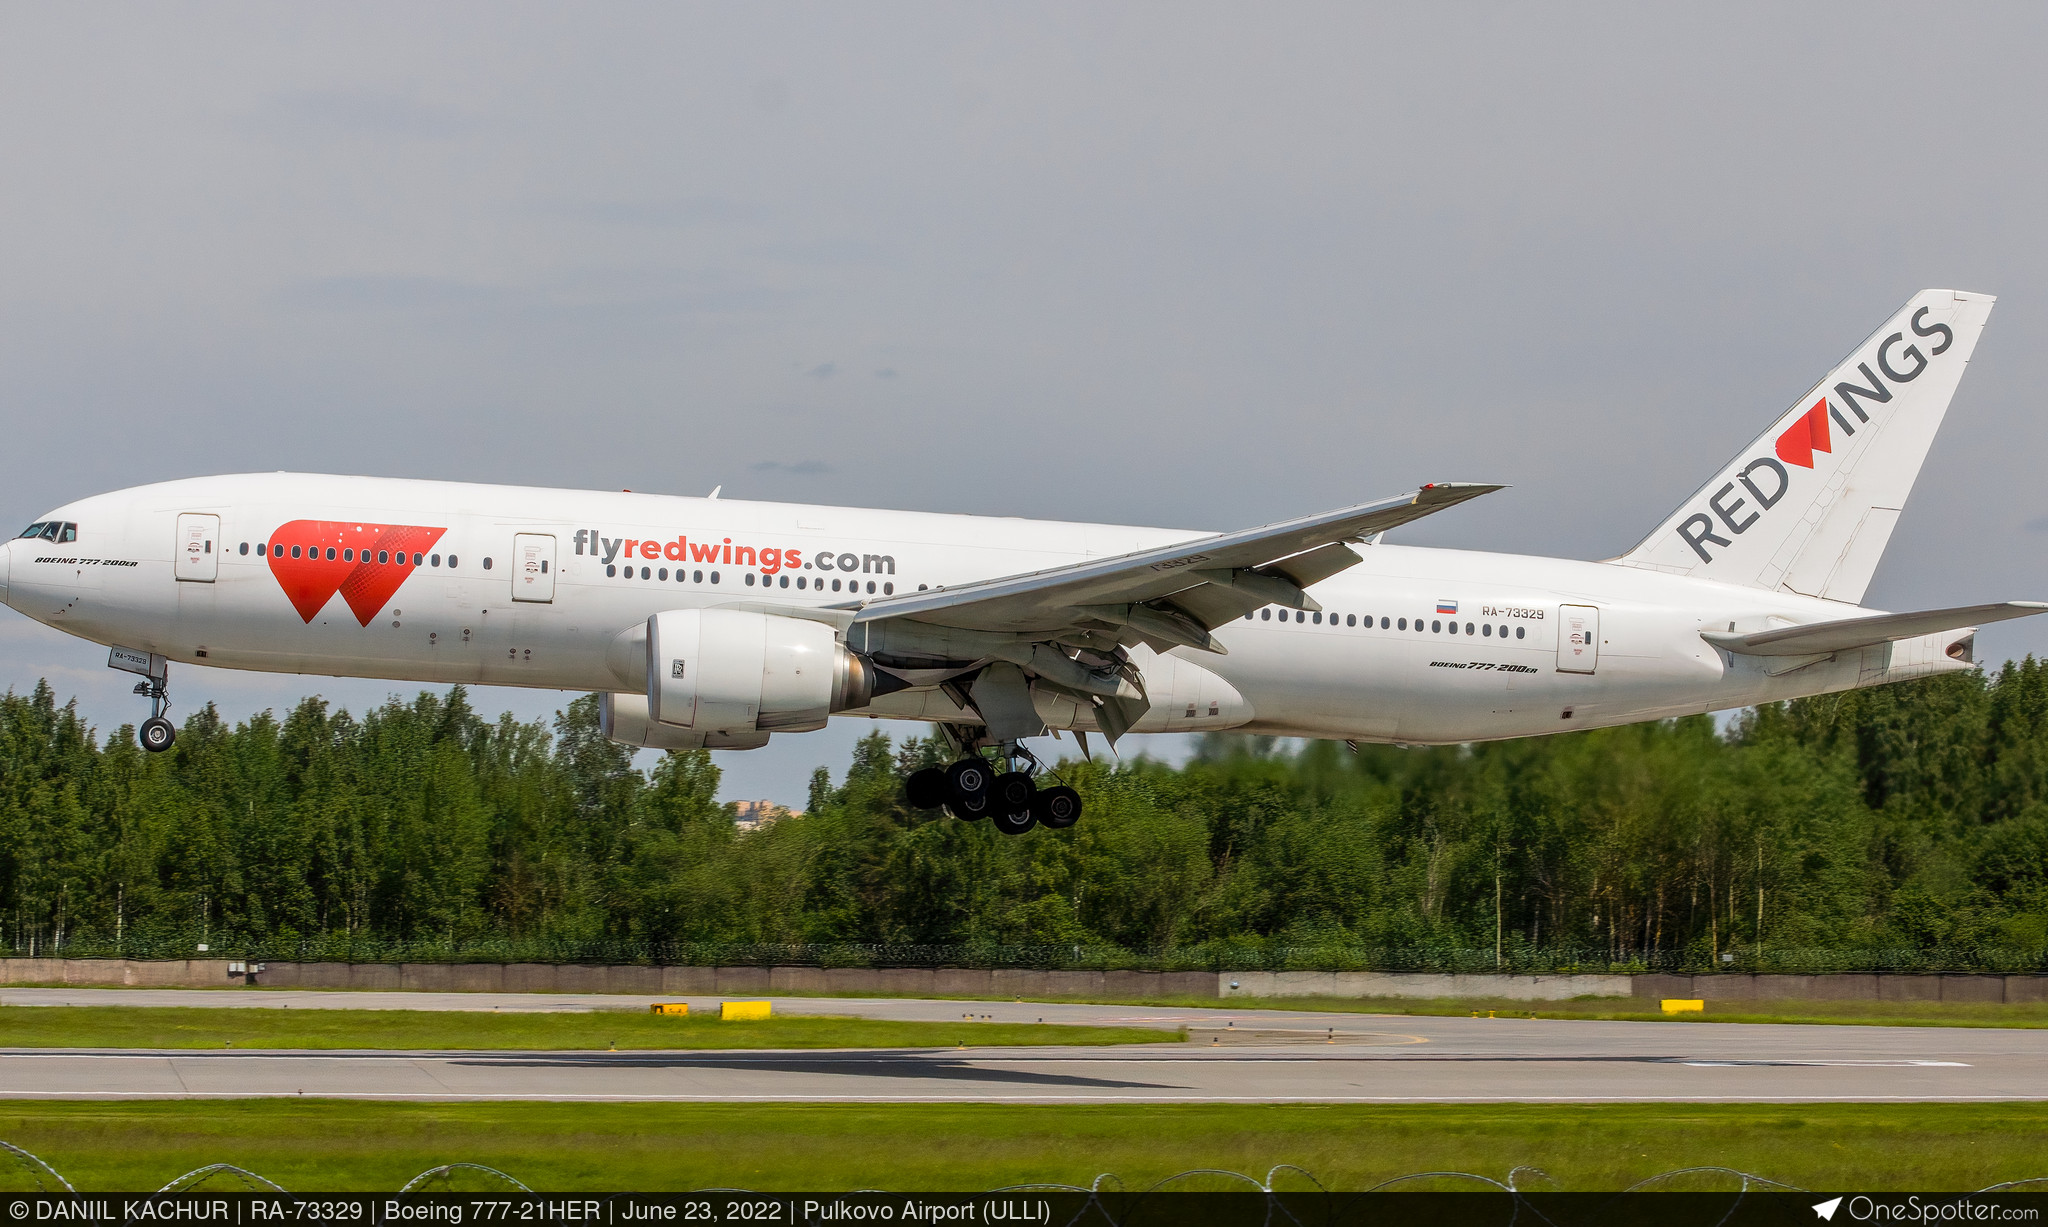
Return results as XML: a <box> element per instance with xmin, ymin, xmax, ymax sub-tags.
<box><xmin>1465</xmin><ymin>622</ymin><xmax>1474</xmax><ymax>635</ymax></box>
<box><xmin>1312</xmin><ymin>612</ymin><xmax>1322</xmax><ymax>624</ymax></box>
<box><xmin>693</xmin><ymin>570</ymin><xmax>703</xmax><ymax>582</ymax></box>
<box><xmin>1483</xmin><ymin>624</ymin><xmax>1492</xmax><ymax>637</ymax></box>
<box><xmin>413</xmin><ymin>553</ymin><xmax>423</xmax><ymax>566</ymax></box>
<box><xmin>291</xmin><ymin>546</ymin><xmax>302</xmax><ymax>559</ymax></box>
<box><xmin>1397</xmin><ymin>617</ymin><xmax>1406</xmax><ymax>630</ymax></box>
<box><xmin>326</xmin><ymin>548</ymin><xmax>336</xmax><ymax>561</ymax></box>
<box><xmin>483</xmin><ymin>557</ymin><xmax>493</xmax><ymax>570</ymax></box>
<box><xmin>746</xmin><ymin>572</ymin><xmax>756</xmax><ymax>586</ymax></box>
<box><xmin>867</xmin><ymin>581</ymin><xmax>876</xmax><ymax>594</ymax></box>
<box><xmin>377</xmin><ymin>551</ymin><xmax>389</xmax><ymax>564</ymax></box>
<box><xmin>832</xmin><ymin>579</ymin><xmax>842</xmax><ymax>591</ymax></box>
<box><xmin>607</xmin><ymin>565</ymin><xmax>617</xmax><ymax>577</ymax></box>
<box><xmin>238</xmin><ymin>542</ymin><xmax>248</xmax><ymax>555</ymax></box>
<box><xmin>710</xmin><ymin>572</ymin><xmax>720</xmax><ymax>583</ymax></box>
<box><xmin>431</xmin><ymin>554</ymin><xmax>441</xmax><ymax>567</ymax></box>
<box><xmin>780</xmin><ymin>575</ymin><xmax>789</xmax><ymax>588</ymax></box>
<box><xmin>1261</xmin><ymin>609</ymin><xmax>1271</xmax><ymax>621</ymax></box>
<box><xmin>1431</xmin><ymin>620</ymin><xmax>1441</xmax><ymax>633</ymax></box>
<box><xmin>1516</xmin><ymin>626</ymin><xmax>1525</xmax><ymax>639</ymax></box>
<box><xmin>1381</xmin><ymin>617</ymin><xmax>1390</xmax><ymax>629</ymax></box>
<box><xmin>1295</xmin><ymin>611</ymin><xmax>1305</xmax><ymax>623</ymax></box>
<box><xmin>1346</xmin><ymin>615</ymin><xmax>1355</xmax><ymax>627</ymax></box>
<box><xmin>883</xmin><ymin>583</ymin><xmax>894</xmax><ymax>595</ymax></box>
<box><xmin>447</xmin><ymin>556</ymin><xmax>457</xmax><ymax>568</ymax></box>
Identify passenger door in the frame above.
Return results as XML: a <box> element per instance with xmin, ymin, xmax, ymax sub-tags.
<box><xmin>175</xmin><ymin>513</ymin><xmax>220</xmax><ymax>583</ymax></box>
<box><xmin>512</xmin><ymin>533</ymin><xmax>556</xmax><ymax>602</ymax></box>
<box><xmin>1557</xmin><ymin>604</ymin><xmax>1599</xmax><ymax>673</ymax></box>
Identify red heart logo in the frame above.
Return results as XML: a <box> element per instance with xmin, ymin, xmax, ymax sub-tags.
<box><xmin>266</xmin><ymin>520</ymin><xmax>448</xmax><ymax>625</ymax></box>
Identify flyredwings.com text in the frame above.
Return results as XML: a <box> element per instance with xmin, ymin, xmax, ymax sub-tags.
<box><xmin>570</xmin><ymin>530</ymin><xmax>893</xmax><ymax>578</ymax></box>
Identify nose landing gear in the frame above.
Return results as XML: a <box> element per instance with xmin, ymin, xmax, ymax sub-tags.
<box><xmin>110</xmin><ymin>648</ymin><xmax>176</xmax><ymax>753</ymax></box>
<box><xmin>903</xmin><ymin>734</ymin><xmax>1084</xmax><ymax>834</ymax></box>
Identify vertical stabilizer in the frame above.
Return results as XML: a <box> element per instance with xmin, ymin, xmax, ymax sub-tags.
<box><xmin>1616</xmin><ymin>289</ymin><xmax>1994</xmax><ymax>604</ymax></box>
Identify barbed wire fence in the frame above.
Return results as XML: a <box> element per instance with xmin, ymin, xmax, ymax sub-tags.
<box><xmin>2</xmin><ymin>1140</ymin><xmax>2042</xmax><ymax>1197</ymax></box>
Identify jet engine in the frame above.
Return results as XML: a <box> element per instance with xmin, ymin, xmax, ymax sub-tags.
<box><xmin>642</xmin><ymin>608</ymin><xmax>887</xmax><ymax>736</ymax></box>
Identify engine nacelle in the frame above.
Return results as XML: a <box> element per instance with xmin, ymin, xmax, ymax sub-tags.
<box><xmin>599</xmin><ymin>693</ymin><xmax>771</xmax><ymax>751</ymax></box>
<box><xmin>645</xmin><ymin>608</ymin><xmax>877</xmax><ymax>734</ymax></box>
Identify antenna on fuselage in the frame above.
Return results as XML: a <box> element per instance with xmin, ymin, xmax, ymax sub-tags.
<box><xmin>708</xmin><ymin>486</ymin><xmax>722</xmax><ymax>500</ymax></box>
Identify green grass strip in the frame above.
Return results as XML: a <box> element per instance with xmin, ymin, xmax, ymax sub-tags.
<box><xmin>0</xmin><ymin>1102</ymin><xmax>2045</xmax><ymax>1192</ymax></box>
<box><xmin>0</xmin><ymin>1006</ymin><xmax>1178</xmax><ymax>1051</ymax></box>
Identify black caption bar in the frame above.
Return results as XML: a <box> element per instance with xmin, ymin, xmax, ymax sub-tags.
<box><xmin>4</xmin><ymin>1193</ymin><xmax>2045</xmax><ymax>1227</ymax></box>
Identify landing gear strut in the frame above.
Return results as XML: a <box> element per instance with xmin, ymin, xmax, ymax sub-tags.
<box><xmin>902</xmin><ymin>734</ymin><xmax>1084</xmax><ymax>834</ymax></box>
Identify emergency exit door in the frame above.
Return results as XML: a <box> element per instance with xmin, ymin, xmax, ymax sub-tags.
<box><xmin>1557</xmin><ymin>604</ymin><xmax>1599</xmax><ymax>673</ymax></box>
<box><xmin>175</xmin><ymin>513</ymin><xmax>220</xmax><ymax>583</ymax></box>
<box><xmin>512</xmin><ymin>534</ymin><xmax>556</xmax><ymax>602</ymax></box>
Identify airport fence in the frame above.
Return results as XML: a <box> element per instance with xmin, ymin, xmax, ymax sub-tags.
<box><xmin>7</xmin><ymin>927</ymin><xmax>2047</xmax><ymax>974</ymax></box>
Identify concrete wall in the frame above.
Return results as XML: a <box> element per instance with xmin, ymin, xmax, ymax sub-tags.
<box><xmin>2</xmin><ymin>958</ymin><xmax>2042</xmax><ymax>1002</ymax></box>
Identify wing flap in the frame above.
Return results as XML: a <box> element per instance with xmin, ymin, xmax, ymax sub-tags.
<box><xmin>1702</xmin><ymin>601</ymin><xmax>2048</xmax><ymax>657</ymax></box>
<box><xmin>854</xmin><ymin>482</ymin><xmax>1503</xmax><ymax>634</ymax></box>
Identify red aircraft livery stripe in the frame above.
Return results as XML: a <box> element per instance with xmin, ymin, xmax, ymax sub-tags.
<box><xmin>266</xmin><ymin>520</ymin><xmax>448</xmax><ymax>625</ymax></box>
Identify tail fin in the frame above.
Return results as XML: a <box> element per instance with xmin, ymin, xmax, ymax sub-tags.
<box><xmin>1615</xmin><ymin>289</ymin><xmax>1995</xmax><ymax>604</ymax></box>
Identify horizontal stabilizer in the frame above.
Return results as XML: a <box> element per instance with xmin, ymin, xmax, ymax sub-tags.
<box><xmin>1701</xmin><ymin>601</ymin><xmax>2048</xmax><ymax>657</ymax></box>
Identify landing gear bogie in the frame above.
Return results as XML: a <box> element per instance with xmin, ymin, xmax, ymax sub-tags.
<box><xmin>907</xmin><ymin>737</ymin><xmax>1085</xmax><ymax>834</ymax></box>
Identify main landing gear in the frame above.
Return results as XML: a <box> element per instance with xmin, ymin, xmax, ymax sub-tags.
<box><xmin>904</xmin><ymin>744</ymin><xmax>1082</xmax><ymax>835</ymax></box>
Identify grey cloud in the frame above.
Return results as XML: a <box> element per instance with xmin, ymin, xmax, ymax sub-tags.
<box><xmin>243</xmin><ymin>89</ymin><xmax>483</xmax><ymax>140</ymax></box>
<box><xmin>751</xmin><ymin>460</ymin><xmax>833</xmax><ymax>475</ymax></box>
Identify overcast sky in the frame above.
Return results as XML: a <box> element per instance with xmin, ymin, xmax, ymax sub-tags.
<box><xmin>7</xmin><ymin>3</ymin><xmax>2048</xmax><ymax>806</ymax></box>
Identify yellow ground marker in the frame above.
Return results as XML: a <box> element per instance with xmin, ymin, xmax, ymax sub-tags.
<box><xmin>721</xmin><ymin>1000</ymin><xmax>772</xmax><ymax>1021</ymax></box>
<box><xmin>649</xmin><ymin>1003</ymin><xmax>689</xmax><ymax>1016</ymax></box>
<box><xmin>1662</xmin><ymin>998</ymin><xmax>1705</xmax><ymax>1014</ymax></box>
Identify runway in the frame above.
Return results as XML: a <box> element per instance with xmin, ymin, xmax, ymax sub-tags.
<box><xmin>3</xmin><ymin>989</ymin><xmax>2044</xmax><ymax>1101</ymax></box>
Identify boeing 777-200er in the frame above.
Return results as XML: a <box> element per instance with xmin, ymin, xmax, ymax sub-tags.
<box><xmin>4</xmin><ymin>288</ymin><xmax>2042</xmax><ymax>832</ymax></box>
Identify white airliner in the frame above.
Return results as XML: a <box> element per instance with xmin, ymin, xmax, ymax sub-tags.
<box><xmin>4</xmin><ymin>289</ymin><xmax>2039</xmax><ymax>831</ymax></box>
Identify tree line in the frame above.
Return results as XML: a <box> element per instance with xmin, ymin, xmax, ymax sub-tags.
<box><xmin>3</xmin><ymin>661</ymin><xmax>2047</xmax><ymax>971</ymax></box>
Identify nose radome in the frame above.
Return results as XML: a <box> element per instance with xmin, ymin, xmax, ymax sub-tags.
<box><xmin>0</xmin><ymin>537</ymin><xmax>11</xmax><ymax>608</ymax></box>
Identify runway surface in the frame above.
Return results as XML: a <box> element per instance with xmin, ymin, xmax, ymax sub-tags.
<box><xmin>3</xmin><ymin>988</ymin><xmax>2044</xmax><ymax>1102</ymax></box>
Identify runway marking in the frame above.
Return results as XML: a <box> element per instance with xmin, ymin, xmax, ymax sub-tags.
<box><xmin>1680</xmin><ymin>1059</ymin><xmax>1970</xmax><ymax>1068</ymax></box>
<box><xmin>0</xmin><ymin>1092</ymin><xmax>2034</xmax><ymax>1103</ymax></box>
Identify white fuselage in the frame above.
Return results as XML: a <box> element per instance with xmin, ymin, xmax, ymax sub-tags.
<box><xmin>1</xmin><ymin>473</ymin><xmax>1969</xmax><ymax>745</ymax></box>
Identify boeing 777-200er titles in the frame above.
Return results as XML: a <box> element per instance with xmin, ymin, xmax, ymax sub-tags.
<box><xmin>5</xmin><ymin>289</ymin><xmax>2042</xmax><ymax>831</ymax></box>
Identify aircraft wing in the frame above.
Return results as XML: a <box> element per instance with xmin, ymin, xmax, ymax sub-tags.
<box><xmin>848</xmin><ymin>482</ymin><xmax>1503</xmax><ymax>650</ymax></box>
<box><xmin>1701</xmin><ymin>601</ymin><xmax>2048</xmax><ymax>657</ymax></box>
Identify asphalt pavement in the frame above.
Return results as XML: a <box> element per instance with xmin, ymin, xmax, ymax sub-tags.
<box><xmin>1</xmin><ymin>987</ymin><xmax>2041</xmax><ymax>1102</ymax></box>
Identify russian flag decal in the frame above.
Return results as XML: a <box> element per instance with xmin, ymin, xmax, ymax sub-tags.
<box><xmin>1436</xmin><ymin>600</ymin><xmax>1458</xmax><ymax>615</ymax></box>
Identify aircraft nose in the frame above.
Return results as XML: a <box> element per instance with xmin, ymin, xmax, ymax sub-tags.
<box><xmin>0</xmin><ymin>538</ymin><xmax>10</xmax><ymax>608</ymax></box>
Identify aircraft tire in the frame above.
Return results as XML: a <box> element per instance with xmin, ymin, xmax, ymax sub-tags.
<box><xmin>1034</xmin><ymin>785</ymin><xmax>1081</xmax><ymax>829</ymax></box>
<box><xmin>946</xmin><ymin>758</ymin><xmax>992</xmax><ymax>813</ymax></box>
<box><xmin>991</xmin><ymin>771</ymin><xmax>1035</xmax><ymax>813</ymax></box>
<box><xmin>140</xmin><ymin>717</ymin><xmax>177</xmax><ymax>754</ymax></box>
<box><xmin>990</xmin><ymin>808</ymin><xmax>1036</xmax><ymax>836</ymax></box>
<box><xmin>904</xmin><ymin>767</ymin><xmax>949</xmax><ymax>810</ymax></box>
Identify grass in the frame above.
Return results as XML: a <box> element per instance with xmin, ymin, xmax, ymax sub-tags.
<box><xmin>0</xmin><ymin>1006</ymin><xmax>1179</xmax><ymax>1051</ymax></box>
<box><xmin>0</xmin><ymin>1101</ymin><xmax>2043</xmax><ymax>1192</ymax></box>
<box><xmin>1195</xmin><ymin>994</ymin><xmax>2048</xmax><ymax>1029</ymax></box>
<box><xmin>744</xmin><ymin>988</ymin><xmax>2048</xmax><ymax>1030</ymax></box>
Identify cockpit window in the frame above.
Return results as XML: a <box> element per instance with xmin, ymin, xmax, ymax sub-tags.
<box><xmin>18</xmin><ymin>522</ymin><xmax>45</xmax><ymax>538</ymax></box>
<box><xmin>58</xmin><ymin>523</ymin><xmax>75</xmax><ymax>543</ymax></box>
<box><xmin>22</xmin><ymin>522</ymin><xmax>79</xmax><ymax>542</ymax></box>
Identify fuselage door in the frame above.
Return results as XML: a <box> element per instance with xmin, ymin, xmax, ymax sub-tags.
<box><xmin>1557</xmin><ymin>604</ymin><xmax>1599</xmax><ymax>673</ymax></box>
<box><xmin>512</xmin><ymin>533</ymin><xmax>556</xmax><ymax>602</ymax></box>
<box><xmin>175</xmin><ymin>513</ymin><xmax>220</xmax><ymax>583</ymax></box>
